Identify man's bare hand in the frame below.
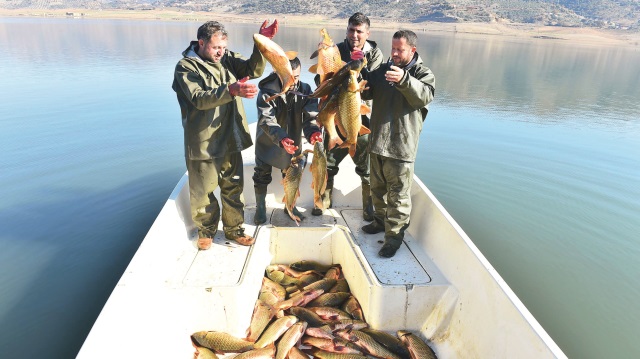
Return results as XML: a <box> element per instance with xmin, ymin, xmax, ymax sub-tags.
<box><xmin>229</xmin><ymin>76</ymin><xmax>258</xmax><ymax>98</ymax></box>
<box><xmin>385</xmin><ymin>65</ymin><xmax>404</xmax><ymax>84</ymax></box>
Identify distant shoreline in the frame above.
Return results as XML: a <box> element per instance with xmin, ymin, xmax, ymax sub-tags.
<box><xmin>2</xmin><ymin>8</ymin><xmax>639</xmax><ymax>48</ymax></box>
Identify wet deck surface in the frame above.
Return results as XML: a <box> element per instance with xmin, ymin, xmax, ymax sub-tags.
<box><xmin>185</xmin><ymin>206</ymin><xmax>433</xmax><ymax>287</ymax></box>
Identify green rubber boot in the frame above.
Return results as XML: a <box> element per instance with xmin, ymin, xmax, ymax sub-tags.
<box><xmin>362</xmin><ymin>183</ymin><xmax>374</xmax><ymax>222</ymax></box>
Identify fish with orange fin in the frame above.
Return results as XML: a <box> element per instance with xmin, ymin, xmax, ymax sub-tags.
<box><xmin>253</xmin><ymin>33</ymin><xmax>298</xmax><ymax>102</ymax></box>
<box><xmin>309</xmin><ymin>28</ymin><xmax>345</xmax><ymax>84</ymax></box>
<box><xmin>337</xmin><ymin>69</ymin><xmax>371</xmax><ymax>157</ymax></box>
<box><xmin>282</xmin><ymin>154</ymin><xmax>307</xmax><ymax>225</ymax></box>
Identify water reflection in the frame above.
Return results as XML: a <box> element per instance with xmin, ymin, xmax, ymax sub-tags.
<box><xmin>1</xmin><ymin>17</ymin><xmax>639</xmax><ymax>359</ymax></box>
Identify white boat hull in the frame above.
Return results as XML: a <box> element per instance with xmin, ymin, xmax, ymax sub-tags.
<box><xmin>77</xmin><ymin>125</ymin><xmax>566</xmax><ymax>358</ymax></box>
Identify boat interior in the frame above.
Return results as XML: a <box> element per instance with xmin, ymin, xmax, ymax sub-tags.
<box><xmin>77</xmin><ymin>136</ymin><xmax>566</xmax><ymax>358</ymax></box>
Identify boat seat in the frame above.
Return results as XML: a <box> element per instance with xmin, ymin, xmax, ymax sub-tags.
<box><xmin>181</xmin><ymin>203</ymin><xmax>452</xmax><ymax>334</ymax></box>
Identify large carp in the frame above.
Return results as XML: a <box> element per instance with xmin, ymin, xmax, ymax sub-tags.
<box><xmin>309</xmin><ymin>141</ymin><xmax>328</xmax><ymax>210</ymax></box>
<box><xmin>309</xmin><ymin>28</ymin><xmax>344</xmax><ymax>83</ymax></box>
<box><xmin>282</xmin><ymin>154</ymin><xmax>307</xmax><ymax>225</ymax></box>
<box><xmin>337</xmin><ymin>69</ymin><xmax>371</xmax><ymax>157</ymax></box>
<box><xmin>316</xmin><ymin>94</ymin><xmax>342</xmax><ymax>150</ymax></box>
<box><xmin>397</xmin><ymin>331</ymin><xmax>438</xmax><ymax>359</ymax></box>
<box><xmin>311</xmin><ymin>59</ymin><xmax>367</xmax><ymax>100</ymax></box>
<box><xmin>190</xmin><ymin>331</ymin><xmax>255</xmax><ymax>354</ymax></box>
<box><xmin>253</xmin><ymin>33</ymin><xmax>297</xmax><ymax>102</ymax></box>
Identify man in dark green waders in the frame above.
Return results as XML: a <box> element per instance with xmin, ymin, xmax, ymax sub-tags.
<box><xmin>353</xmin><ymin>30</ymin><xmax>435</xmax><ymax>258</ymax></box>
<box><xmin>172</xmin><ymin>20</ymin><xmax>278</xmax><ymax>250</ymax></box>
<box><xmin>252</xmin><ymin>57</ymin><xmax>320</xmax><ymax>225</ymax></box>
<box><xmin>312</xmin><ymin>12</ymin><xmax>384</xmax><ymax>220</ymax></box>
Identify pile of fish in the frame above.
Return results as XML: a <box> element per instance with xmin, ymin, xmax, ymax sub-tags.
<box><xmin>190</xmin><ymin>260</ymin><xmax>438</xmax><ymax>359</ymax></box>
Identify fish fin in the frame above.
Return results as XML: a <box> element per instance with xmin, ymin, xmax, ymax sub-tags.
<box><xmin>327</xmin><ymin>135</ymin><xmax>343</xmax><ymax>151</ymax></box>
<box><xmin>310</xmin><ymin>50</ymin><xmax>319</xmax><ymax>60</ymax></box>
<box><xmin>358</xmin><ymin>125</ymin><xmax>371</xmax><ymax>135</ymax></box>
<box><xmin>335</xmin><ymin>114</ymin><xmax>347</xmax><ymax>138</ymax></box>
<box><xmin>285</xmin><ymin>51</ymin><xmax>298</xmax><ymax>60</ymax></box>
<box><xmin>359</xmin><ymin>104</ymin><xmax>371</xmax><ymax>115</ymax></box>
<box><xmin>308</xmin><ymin>63</ymin><xmax>318</xmax><ymax>73</ymax></box>
<box><xmin>358</xmin><ymin>79</ymin><xmax>368</xmax><ymax>90</ymax></box>
<box><xmin>289</xmin><ymin>90</ymin><xmax>309</xmax><ymax>97</ymax></box>
<box><xmin>314</xmin><ymin>195</ymin><xmax>324</xmax><ymax>211</ymax></box>
<box><xmin>265</xmin><ymin>93</ymin><xmax>283</xmax><ymax>103</ymax></box>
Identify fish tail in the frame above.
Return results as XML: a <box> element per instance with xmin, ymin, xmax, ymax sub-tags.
<box><xmin>265</xmin><ymin>93</ymin><xmax>283</xmax><ymax>103</ymax></box>
<box><xmin>348</xmin><ymin>143</ymin><xmax>356</xmax><ymax>158</ymax></box>
<box><xmin>314</xmin><ymin>194</ymin><xmax>324</xmax><ymax>211</ymax></box>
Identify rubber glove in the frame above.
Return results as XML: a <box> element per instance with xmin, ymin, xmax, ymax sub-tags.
<box><xmin>350</xmin><ymin>49</ymin><xmax>365</xmax><ymax>61</ymax></box>
<box><xmin>309</xmin><ymin>132</ymin><xmax>323</xmax><ymax>145</ymax></box>
<box><xmin>281</xmin><ymin>138</ymin><xmax>298</xmax><ymax>154</ymax></box>
<box><xmin>259</xmin><ymin>19</ymin><xmax>279</xmax><ymax>39</ymax></box>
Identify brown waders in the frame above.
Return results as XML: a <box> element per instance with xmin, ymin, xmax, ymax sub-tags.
<box><xmin>316</xmin><ymin>132</ymin><xmax>373</xmax><ymax>220</ymax></box>
<box><xmin>186</xmin><ymin>152</ymin><xmax>253</xmax><ymax>248</ymax></box>
<box><xmin>363</xmin><ymin>153</ymin><xmax>414</xmax><ymax>258</ymax></box>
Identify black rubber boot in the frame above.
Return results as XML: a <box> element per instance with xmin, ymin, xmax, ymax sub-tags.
<box><xmin>362</xmin><ymin>221</ymin><xmax>385</xmax><ymax>234</ymax></box>
<box><xmin>311</xmin><ymin>207</ymin><xmax>323</xmax><ymax>216</ymax></box>
<box><xmin>253</xmin><ymin>191</ymin><xmax>267</xmax><ymax>225</ymax></box>
<box><xmin>362</xmin><ymin>183</ymin><xmax>374</xmax><ymax>222</ymax></box>
<box><xmin>379</xmin><ymin>236</ymin><xmax>403</xmax><ymax>258</ymax></box>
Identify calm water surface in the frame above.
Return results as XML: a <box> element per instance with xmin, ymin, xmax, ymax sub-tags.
<box><xmin>0</xmin><ymin>18</ymin><xmax>638</xmax><ymax>358</ymax></box>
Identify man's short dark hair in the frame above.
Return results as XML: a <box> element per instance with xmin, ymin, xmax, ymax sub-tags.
<box><xmin>348</xmin><ymin>12</ymin><xmax>370</xmax><ymax>29</ymax></box>
<box><xmin>197</xmin><ymin>21</ymin><xmax>228</xmax><ymax>41</ymax></box>
<box><xmin>289</xmin><ymin>57</ymin><xmax>301</xmax><ymax>71</ymax></box>
<box><xmin>393</xmin><ymin>30</ymin><xmax>418</xmax><ymax>48</ymax></box>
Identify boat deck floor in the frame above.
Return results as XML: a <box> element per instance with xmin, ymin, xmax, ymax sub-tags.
<box><xmin>185</xmin><ymin>205</ymin><xmax>444</xmax><ymax>288</ymax></box>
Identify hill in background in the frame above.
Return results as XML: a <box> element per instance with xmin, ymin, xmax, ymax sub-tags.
<box><xmin>3</xmin><ymin>0</ymin><xmax>639</xmax><ymax>30</ymax></box>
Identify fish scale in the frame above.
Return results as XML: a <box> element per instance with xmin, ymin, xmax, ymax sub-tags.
<box><xmin>335</xmin><ymin>330</ymin><xmax>402</xmax><ymax>359</ymax></box>
<box><xmin>337</xmin><ymin>69</ymin><xmax>371</xmax><ymax>157</ymax></box>
<box><xmin>397</xmin><ymin>331</ymin><xmax>438</xmax><ymax>359</ymax></box>
<box><xmin>282</xmin><ymin>154</ymin><xmax>306</xmax><ymax>225</ymax></box>
<box><xmin>309</xmin><ymin>141</ymin><xmax>328</xmax><ymax>210</ymax></box>
<box><xmin>190</xmin><ymin>331</ymin><xmax>255</xmax><ymax>353</ymax></box>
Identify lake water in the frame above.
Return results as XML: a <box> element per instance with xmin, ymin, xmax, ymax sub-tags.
<box><xmin>0</xmin><ymin>17</ymin><xmax>638</xmax><ymax>358</ymax></box>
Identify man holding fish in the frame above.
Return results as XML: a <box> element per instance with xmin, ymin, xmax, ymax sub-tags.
<box><xmin>252</xmin><ymin>56</ymin><xmax>320</xmax><ymax>225</ymax></box>
<box><xmin>172</xmin><ymin>19</ymin><xmax>278</xmax><ymax>250</ymax></box>
<box><xmin>352</xmin><ymin>30</ymin><xmax>436</xmax><ymax>258</ymax></box>
<box><xmin>308</xmin><ymin>13</ymin><xmax>384</xmax><ymax>220</ymax></box>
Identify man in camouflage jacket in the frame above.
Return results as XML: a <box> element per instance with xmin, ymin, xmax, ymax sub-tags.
<box><xmin>356</xmin><ymin>30</ymin><xmax>436</xmax><ymax>258</ymax></box>
<box><xmin>172</xmin><ymin>20</ymin><xmax>277</xmax><ymax>249</ymax></box>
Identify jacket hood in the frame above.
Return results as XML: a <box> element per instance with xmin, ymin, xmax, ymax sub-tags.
<box><xmin>181</xmin><ymin>41</ymin><xmax>228</xmax><ymax>66</ymax></box>
<box><xmin>343</xmin><ymin>39</ymin><xmax>378</xmax><ymax>53</ymax></box>
<box><xmin>182</xmin><ymin>41</ymin><xmax>200</xmax><ymax>60</ymax></box>
<box><xmin>386</xmin><ymin>52</ymin><xmax>423</xmax><ymax>70</ymax></box>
